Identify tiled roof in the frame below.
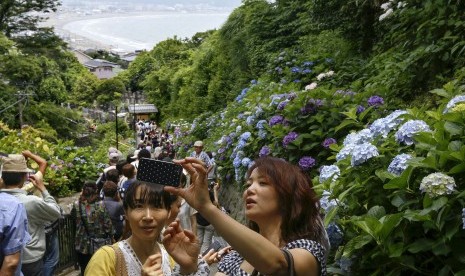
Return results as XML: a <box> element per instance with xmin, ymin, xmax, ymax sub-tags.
<box><xmin>127</xmin><ymin>104</ymin><xmax>158</xmax><ymax>114</ymax></box>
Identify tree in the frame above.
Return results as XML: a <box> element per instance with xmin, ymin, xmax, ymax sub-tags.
<box><xmin>95</xmin><ymin>78</ymin><xmax>126</xmax><ymax>110</ymax></box>
<box><xmin>0</xmin><ymin>0</ymin><xmax>60</xmax><ymax>37</ymax></box>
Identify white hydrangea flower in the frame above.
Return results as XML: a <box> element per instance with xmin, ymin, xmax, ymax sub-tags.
<box><xmin>305</xmin><ymin>82</ymin><xmax>318</xmax><ymax>90</ymax></box>
<box><xmin>419</xmin><ymin>172</ymin><xmax>456</xmax><ymax>198</ymax></box>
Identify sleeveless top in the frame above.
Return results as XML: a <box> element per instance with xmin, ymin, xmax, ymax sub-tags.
<box><xmin>217</xmin><ymin>239</ymin><xmax>327</xmax><ymax>276</ymax></box>
<box><xmin>119</xmin><ymin>240</ymin><xmax>171</xmax><ymax>276</ymax></box>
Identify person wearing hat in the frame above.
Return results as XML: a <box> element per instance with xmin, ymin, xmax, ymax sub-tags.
<box><xmin>0</xmin><ymin>154</ymin><xmax>61</xmax><ymax>276</ymax></box>
<box><xmin>190</xmin><ymin>141</ymin><xmax>211</xmax><ymax>169</ymax></box>
<box><xmin>96</xmin><ymin>148</ymin><xmax>122</xmax><ymax>193</ymax></box>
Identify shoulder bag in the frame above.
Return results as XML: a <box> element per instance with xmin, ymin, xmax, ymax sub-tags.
<box><xmin>79</xmin><ymin>201</ymin><xmax>112</xmax><ymax>254</ymax></box>
<box><xmin>251</xmin><ymin>248</ymin><xmax>295</xmax><ymax>276</ymax></box>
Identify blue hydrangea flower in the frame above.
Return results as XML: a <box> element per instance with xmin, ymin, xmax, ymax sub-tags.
<box><xmin>388</xmin><ymin>154</ymin><xmax>413</xmax><ymax>175</ymax></box>
<box><xmin>301</xmin><ymin>68</ymin><xmax>312</xmax><ymax>74</ymax></box>
<box><xmin>283</xmin><ymin>132</ymin><xmax>299</xmax><ymax>147</ymax></box>
<box><xmin>235</xmin><ymin>140</ymin><xmax>246</xmax><ymax>150</ymax></box>
<box><xmin>250</xmin><ymin>79</ymin><xmax>257</xmax><ymax>85</ymax></box>
<box><xmin>320</xmin><ymin>190</ymin><xmax>339</xmax><ymax>213</ymax></box>
<box><xmin>298</xmin><ymin>156</ymin><xmax>316</xmax><ymax>171</ymax></box>
<box><xmin>356</xmin><ymin>105</ymin><xmax>366</xmax><ymax>114</ymax></box>
<box><xmin>444</xmin><ymin>95</ymin><xmax>465</xmax><ymax>113</ymax></box>
<box><xmin>233</xmin><ymin>157</ymin><xmax>242</xmax><ymax>168</ymax></box>
<box><xmin>367</xmin><ymin>95</ymin><xmax>384</xmax><ymax>107</ymax></box>
<box><xmin>241</xmin><ymin>157</ymin><xmax>252</xmax><ymax>168</ymax></box>
<box><xmin>258</xmin><ymin>129</ymin><xmax>267</xmax><ymax>139</ymax></box>
<box><xmin>303</xmin><ymin>61</ymin><xmax>314</xmax><ymax>67</ymax></box>
<box><xmin>395</xmin><ymin>120</ymin><xmax>431</xmax><ymax>145</ymax></box>
<box><xmin>293</xmin><ymin>79</ymin><xmax>301</xmax><ymax>83</ymax></box>
<box><xmin>351</xmin><ymin>143</ymin><xmax>379</xmax><ymax>166</ymax></box>
<box><xmin>269</xmin><ymin>94</ymin><xmax>286</xmax><ymax>106</ymax></box>
<box><xmin>336</xmin><ymin>144</ymin><xmax>355</xmax><ymax>161</ymax></box>
<box><xmin>246</xmin><ymin>115</ymin><xmax>256</xmax><ymax>125</ymax></box>
<box><xmin>240</xmin><ymin>132</ymin><xmax>251</xmax><ymax>141</ymax></box>
<box><xmin>269</xmin><ymin>115</ymin><xmax>284</xmax><ymax>126</ymax></box>
<box><xmin>370</xmin><ymin>110</ymin><xmax>408</xmax><ymax>138</ymax></box>
<box><xmin>235</xmin><ymin>88</ymin><xmax>249</xmax><ymax>102</ymax></box>
<box><xmin>319</xmin><ymin>165</ymin><xmax>340</xmax><ymax>183</ymax></box>
<box><xmin>420</xmin><ymin>172</ymin><xmax>456</xmax><ymax>198</ymax></box>
<box><xmin>236</xmin><ymin>125</ymin><xmax>242</xmax><ymax>133</ymax></box>
<box><xmin>326</xmin><ymin>223</ymin><xmax>344</xmax><ymax>248</ymax></box>
<box><xmin>256</xmin><ymin>120</ymin><xmax>267</xmax><ymax>130</ymax></box>
<box><xmin>259</xmin><ymin>146</ymin><xmax>271</xmax><ymax>157</ymax></box>
<box><xmin>277</xmin><ymin>100</ymin><xmax>289</xmax><ymax>110</ymax></box>
<box><xmin>334</xmin><ymin>90</ymin><xmax>356</xmax><ymax>97</ymax></box>
<box><xmin>322</xmin><ymin>138</ymin><xmax>337</xmax><ymax>149</ymax></box>
<box><xmin>217</xmin><ymin>147</ymin><xmax>225</xmax><ymax>154</ymax></box>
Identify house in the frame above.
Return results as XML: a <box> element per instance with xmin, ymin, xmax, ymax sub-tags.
<box><xmin>71</xmin><ymin>49</ymin><xmax>119</xmax><ymax>79</ymax></box>
<box><xmin>84</xmin><ymin>59</ymin><xmax>119</xmax><ymax>79</ymax></box>
<box><xmin>128</xmin><ymin>104</ymin><xmax>158</xmax><ymax>121</ymax></box>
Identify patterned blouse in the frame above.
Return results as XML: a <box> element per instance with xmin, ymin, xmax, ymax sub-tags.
<box><xmin>72</xmin><ymin>200</ymin><xmax>113</xmax><ymax>254</ymax></box>
<box><xmin>217</xmin><ymin>239</ymin><xmax>327</xmax><ymax>276</ymax></box>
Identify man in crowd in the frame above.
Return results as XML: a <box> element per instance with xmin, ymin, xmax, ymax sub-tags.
<box><xmin>190</xmin><ymin>140</ymin><xmax>211</xmax><ymax>169</ymax></box>
<box><xmin>1</xmin><ymin>154</ymin><xmax>61</xmax><ymax>276</ymax></box>
<box><xmin>0</xmin><ymin>191</ymin><xmax>30</xmax><ymax>276</ymax></box>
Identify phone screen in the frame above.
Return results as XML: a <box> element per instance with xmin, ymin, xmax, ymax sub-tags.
<box><xmin>136</xmin><ymin>158</ymin><xmax>183</xmax><ymax>187</ymax></box>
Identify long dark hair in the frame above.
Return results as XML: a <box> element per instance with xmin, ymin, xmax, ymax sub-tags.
<box><xmin>123</xmin><ymin>180</ymin><xmax>173</xmax><ymax>211</ymax></box>
<box><xmin>79</xmin><ymin>180</ymin><xmax>99</xmax><ymax>204</ymax></box>
<box><xmin>247</xmin><ymin>157</ymin><xmax>329</xmax><ymax>250</ymax></box>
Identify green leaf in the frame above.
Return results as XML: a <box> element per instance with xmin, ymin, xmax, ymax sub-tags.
<box><xmin>367</xmin><ymin>206</ymin><xmax>386</xmax><ymax>219</ymax></box>
<box><xmin>408</xmin><ymin>239</ymin><xmax>435</xmax><ymax>253</ymax></box>
<box><xmin>343</xmin><ymin>234</ymin><xmax>373</xmax><ymax>257</ymax></box>
<box><xmin>387</xmin><ymin>243</ymin><xmax>404</xmax><ymax>258</ymax></box>
<box><xmin>335</xmin><ymin>120</ymin><xmax>357</xmax><ymax>133</ymax></box>
<box><xmin>323</xmin><ymin>206</ymin><xmax>338</xmax><ymax>227</ymax></box>
<box><xmin>354</xmin><ymin>217</ymin><xmax>380</xmax><ymax>240</ymax></box>
<box><xmin>378</xmin><ymin>213</ymin><xmax>403</xmax><ymax>240</ymax></box>
<box><xmin>444</xmin><ymin>121</ymin><xmax>463</xmax><ymax>136</ymax></box>
<box><xmin>384</xmin><ymin>167</ymin><xmax>412</xmax><ymax>189</ymax></box>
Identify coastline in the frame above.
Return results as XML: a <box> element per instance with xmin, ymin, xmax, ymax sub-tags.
<box><xmin>43</xmin><ymin>10</ymin><xmax>230</xmax><ymax>52</ymax></box>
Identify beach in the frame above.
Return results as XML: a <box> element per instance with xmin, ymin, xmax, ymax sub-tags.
<box><xmin>43</xmin><ymin>10</ymin><xmax>230</xmax><ymax>52</ymax></box>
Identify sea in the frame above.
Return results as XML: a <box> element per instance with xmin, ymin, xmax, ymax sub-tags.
<box><xmin>61</xmin><ymin>12</ymin><xmax>230</xmax><ymax>52</ymax></box>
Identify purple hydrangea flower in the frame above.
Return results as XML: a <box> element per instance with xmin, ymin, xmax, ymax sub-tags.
<box><xmin>356</xmin><ymin>105</ymin><xmax>366</xmax><ymax>114</ymax></box>
<box><xmin>277</xmin><ymin>100</ymin><xmax>289</xmax><ymax>111</ymax></box>
<box><xmin>283</xmin><ymin>132</ymin><xmax>299</xmax><ymax>147</ymax></box>
<box><xmin>269</xmin><ymin>115</ymin><xmax>284</xmax><ymax>126</ymax></box>
<box><xmin>287</xmin><ymin>92</ymin><xmax>297</xmax><ymax>101</ymax></box>
<box><xmin>322</xmin><ymin>138</ymin><xmax>337</xmax><ymax>149</ymax></box>
<box><xmin>259</xmin><ymin>146</ymin><xmax>271</xmax><ymax>157</ymax></box>
<box><xmin>301</xmin><ymin>99</ymin><xmax>323</xmax><ymax>115</ymax></box>
<box><xmin>298</xmin><ymin>156</ymin><xmax>316</xmax><ymax>170</ymax></box>
<box><xmin>367</xmin><ymin>95</ymin><xmax>384</xmax><ymax>107</ymax></box>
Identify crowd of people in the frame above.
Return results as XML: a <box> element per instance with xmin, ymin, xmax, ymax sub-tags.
<box><xmin>0</xmin><ymin>131</ymin><xmax>329</xmax><ymax>275</ymax></box>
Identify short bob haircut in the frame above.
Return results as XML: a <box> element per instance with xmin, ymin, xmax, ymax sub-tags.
<box><xmin>246</xmin><ymin>157</ymin><xmax>329</xmax><ymax>250</ymax></box>
<box><xmin>123</xmin><ymin>180</ymin><xmax>173</xmax><ymax>211</ymax></box>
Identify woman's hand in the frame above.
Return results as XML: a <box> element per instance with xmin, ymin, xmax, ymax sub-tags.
<box><xmin>202</xmin><ymin>246</ymin><xmax>232</xmax><ymax>265</ymax></box>
<box><xmin>162</xmin><ymin>219</ymin><xmax>199</xmax><ymax>273</ymax></box>
<box><xmin>165</xmin><ymin>157</ymin><xmax>214</xmax><ymax>212</ymax></box>
<box><xmin>141</xmin><ymin>254</ymin><xmax>164</xmax><ymax>276</ymax></box>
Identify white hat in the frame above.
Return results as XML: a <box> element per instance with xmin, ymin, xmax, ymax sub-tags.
<box><xmin>194</xmin><ymin>141</ymin><xmax>204</xmax><ymax>147</ymax></box>
<box><xmin>1</xmin><ymin>154</ymin><xmax>34</xmax><ymax>173</ymax></box>
<box><xmin>131</xmin><ymin>150</ymin><xmax>140</xmax><ymax>159</ymax></box>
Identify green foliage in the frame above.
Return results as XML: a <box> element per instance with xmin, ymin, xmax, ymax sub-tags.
<box><xmin>95</xmin><ymin>78</ymin><xmax>126</xmax><ymax>110</ymax></box>
<box><xmin>0</xmin><ymin>122</ymin><xmax>105</xmax><ymax>197</ymax></box>
<box><xmin>314</xmin><ymin>80</ymin><xmax>465</xmax><ymax>273</ymax></box>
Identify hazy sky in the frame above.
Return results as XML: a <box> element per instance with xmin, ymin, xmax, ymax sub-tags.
<box><xmin>60</xmin><ymin>0</ymin><xmax>242</xmax><ymax>8</ymax></box>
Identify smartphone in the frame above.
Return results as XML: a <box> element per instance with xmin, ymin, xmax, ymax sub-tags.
<box><xmin>136</xmin><ymin>158</ymin><xmax>183</xmax><ymax>187</ymax></box>
<box><xmin>202</xmin><ymin>240</ymin><xmax>223</xmax><ymax>256</ymax></box>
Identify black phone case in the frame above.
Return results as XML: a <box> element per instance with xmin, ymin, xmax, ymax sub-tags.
<box><xmin>136</xmin><ymin>158</ymin><xmax>182</xmax><ymax>187</ymax></box>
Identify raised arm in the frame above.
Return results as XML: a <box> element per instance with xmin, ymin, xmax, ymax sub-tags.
<box><xmin>22</xmin><ymin>150</ymin><xmax>47</xmax><ymax>175</ymax></box>
<box><xmin>166</xmin><ymin>158</ymin><xmax>306</xmax><ymax>275</ymax></box>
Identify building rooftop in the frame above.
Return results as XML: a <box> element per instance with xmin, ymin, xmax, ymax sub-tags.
<box><xmin>127</xmin><ymin>104</ymin><xmax>158</xmax><ymax>114</ymax></box>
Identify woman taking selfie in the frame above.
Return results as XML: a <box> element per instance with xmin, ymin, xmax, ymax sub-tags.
<box><xmin>166</xmin><ymin>157</ymin><xmax>328</xmax><ymax>276</ymax></box>
<box><xmin>85</xmin><ymin>180</ymin><xmax>210</xmax><ymax>275</ymax></box>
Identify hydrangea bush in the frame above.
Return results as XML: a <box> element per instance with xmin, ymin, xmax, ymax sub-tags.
<box><xmin>315</xmin><ymin>82</ymin><xmax>465</xmax><ymax>274</ymax></box>
<box><xmin>0</xmin><ymin>123</ymin><xmax>107</xmax><ymax>196</ymax></box>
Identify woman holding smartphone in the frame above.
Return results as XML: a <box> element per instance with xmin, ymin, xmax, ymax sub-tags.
<box><xmin>166</xmin><ymin>157</ymin><xmax>328</xmax><ymax>276</ymax></box>
<box><xmin>85</xmin><ymin>180</ymin><xmax>210</xmax><ymax>275</ymax></box>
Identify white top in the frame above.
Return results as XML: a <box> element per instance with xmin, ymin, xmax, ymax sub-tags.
<box><xmin>119</xmin><ymin>240</ymin><xmax>171</xmax><ymax>276</ymax></box>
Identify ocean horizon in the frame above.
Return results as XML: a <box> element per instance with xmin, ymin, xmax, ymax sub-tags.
<box><xmin>60</xmin><ymin>12</ymin><xmax>230</xmax><ymax>52</ymax></box>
